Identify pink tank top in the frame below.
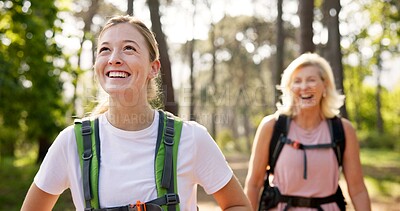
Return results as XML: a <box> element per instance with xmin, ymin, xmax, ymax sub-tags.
<box><xmin>271</xmin><ymin>120</ymin><xmax>340</xmax><ymax>211</ymax></box>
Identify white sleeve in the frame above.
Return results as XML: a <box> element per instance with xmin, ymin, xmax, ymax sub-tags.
<box><xmin>34</xmin><ymin>126</ymin><xmax>75</xmax><ymax>195</ymax></box>
<box><xmin>192</xmin><ymin>124</ymin><xmax>233</xmax><ymax>195</ymax></box>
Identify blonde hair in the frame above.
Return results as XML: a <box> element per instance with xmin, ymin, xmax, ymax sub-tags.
<box><xmin>276</xmin><ymin>53</ymin><xmax>345</xmax><ymax>118</ymax></box>
<box><xmin>91</xmin><ymin>15</ymin><xmax>161</xmax><ymax>116</ymax></box>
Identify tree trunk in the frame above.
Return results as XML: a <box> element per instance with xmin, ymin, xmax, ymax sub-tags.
<box><xmin>127</xmin><ymin>0</ymin><xmax>134</xmax><ymax>16</ymax></box>
<box><xmin>376</xmin><ymin>60</ymin><xmax>384</xmax><ymax>134</ymax></box>
<box><xmin>210</xmin><ymin>24</ymin><xmax>217</xmax><ymax>137</ymax></box>
<box><xmin>37</xmin><ymin>136</ymin><xmax>51</xmax><ymax>163</ymax></box>
<box><xmin>322</xmin><ymin>0</ymin><xmax>347</xmax><ymax>117</ymax></box>
<box><xmin>189</xmin><ymin>0</ymin><xmax>196</xmax><ymax>121</ymax></box>
<box><xmin>298</xmin><ymin>0</ymin><xmax>315</xmax><ymax>53</ymax></box>
<box><xmin>275</xmin><ymin>0</ymin><xmax>284</xmax><ymax>104</ymax></box>
<box><xmin>147</xmin><ymin>0</ymin><xmax>178</xmax><ymax>115</ymax></box>
<box><xmin>189</xmin><ymin>39</ymin><xmax>196</xmax><ymax>121</ymax></box>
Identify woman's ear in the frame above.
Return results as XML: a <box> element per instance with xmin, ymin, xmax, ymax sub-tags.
<box><xmin>149</xmin><ymin>60</ymin><xmax>161</xmax><ymax>79</ymax></box>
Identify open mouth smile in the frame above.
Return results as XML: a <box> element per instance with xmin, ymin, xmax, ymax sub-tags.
<box><xmin>300</xmin><ymin>94</ymin><xmax>313</xmax><ymax>100</ymax></box>
<box><xmin>106</xmin><ymin>71</ymin><xmax>131</xmax><ymax>78</ymax></box>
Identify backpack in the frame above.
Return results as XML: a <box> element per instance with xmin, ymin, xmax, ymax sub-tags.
<box><xmin>74</xmin><ymin>110</ymin><xmax>183</xmax><ymax>211</ymax></box>
<box><xmin>258</xmin><ymin>115</ymin><xmax>347</xmax><ymax>211</ymax></box>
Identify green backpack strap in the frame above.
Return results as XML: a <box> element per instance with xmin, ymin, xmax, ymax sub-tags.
<box><xmin>74</xmin><ymin>118</ymin><xmax>100</xmax><ymax>210</ymax></box>
<box><xmin>74</xmin><ymin>111</ymin><xmax>182</xmax><ymax>211</ymax></box>
<box><xmin>152</xmin><ymin>110</ymin><xmax>183</xmax><ymax>211</ymax></box>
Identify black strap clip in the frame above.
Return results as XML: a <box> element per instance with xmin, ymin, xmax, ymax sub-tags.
<box><xmin>82</xmin><ymin>125</ymin><xmax>92</xmax><ymax>136</ymax></box>
<box><xmin>165</xmin><ymin>193</ymin><xmax>180</xmax><ymax>205</ymax></box>
<box><xmin>164</xmin><ymin>117</ymin><xmax>175</xmax><ymax>146</ymax></box>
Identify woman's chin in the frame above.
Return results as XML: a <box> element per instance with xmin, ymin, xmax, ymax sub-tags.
<box><xmin>103</xmin><ymin>85</ymin><xmax>137</xmax><ymax>95</ymax></box>
<box><xmin>296</xmin><ymin>101</ymin><xmax>319</xmax><ymax>111</ymax></box>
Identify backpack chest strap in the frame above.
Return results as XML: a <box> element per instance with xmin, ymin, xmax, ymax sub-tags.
<box><xmin>280</xmin><ymin>137</ymin><xmax>337</xmax><ymax>179</ymax></box>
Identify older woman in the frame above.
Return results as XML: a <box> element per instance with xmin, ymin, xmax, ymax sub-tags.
<box><xmin>245</xmin><ymin>53</ymin><xmax>370</xmax><ymax>211</ymax></box>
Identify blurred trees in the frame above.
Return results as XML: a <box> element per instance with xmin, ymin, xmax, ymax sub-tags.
<box><xmin>0</xmin><ymin>0</ymin><xmax>399</xmax><ymax>162</ymax></box>
<box><xmin>192</xmin><ymin>15</ymin><xmax>296</xmax><ymax>151</ymax></box>
<box><xmin>342</xmin><ymin>0</ymin><xmax>400</xmax><ymax>138</ymax></box>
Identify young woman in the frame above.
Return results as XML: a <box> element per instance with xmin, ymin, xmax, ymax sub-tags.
<box><xmin>22</xmin><ymin>15</ymin><xmax>251</xmax><ymax>211</ymax></box>
<box><xmin>244</xmin><ymin>53</ymin><xmax>371</xmax><ymax>211</ymax></box>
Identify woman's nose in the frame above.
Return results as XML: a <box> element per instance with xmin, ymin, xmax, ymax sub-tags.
<box><xmin>300</xmin><ymin>82</ymin><xmax>308</xmax><ymax>89</ymax></box>
<box><xmin>108</xmin><ymin>53</ymin><xmax>123</xmax><ymax>65</ymax></box>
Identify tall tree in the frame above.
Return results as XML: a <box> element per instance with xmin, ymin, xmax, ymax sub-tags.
<box><xmin>298</xmin><ymin>0</ymin><xmax>315</xmax><ymax>53</ymax></box>
<box><xmin>322</xmin><ymin>0</ymin><xmax>347</xmax><ymax>117</ymax></box>
<box><xmin>275</xmin><ymin>0</ymin><xmax>285</xmax><ymax>104</ymax></box>
<box><xmin>147</xmin><ymin>0</ymin><xmax>178</xmax><ymax>114</ymax></box>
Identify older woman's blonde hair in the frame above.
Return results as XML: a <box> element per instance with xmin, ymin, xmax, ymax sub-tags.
<box><xmin>276</xmin><ymin>53</ymin><xmax>345</xmax><ymax>118</ymax></box>
<box><xmin>91</xmin><ymin>15</ymin><xmax>161</xmax><ymax>116</ymax></box>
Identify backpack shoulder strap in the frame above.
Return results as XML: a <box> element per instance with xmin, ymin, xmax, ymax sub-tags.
<box><xmin>268</xmin><ymin>114</ymin><xmax>290</xmax><ymax>174</ymax></box>
<box><xmin>328</xmin><ymin>116</ymin><xmax>345</xmax><ymax>167</ymax></box>
<box><xmin>74</xmin><ymin>118</ymin><xmax>100</xmax><ymax>210</ymax></box>
<box><xmin>153</xmin><ymin>110</ymin><xmax>183</xmax><ymax>211</ymax></box>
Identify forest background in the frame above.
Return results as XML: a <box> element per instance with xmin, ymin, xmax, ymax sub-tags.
<box><xmin>0</xmin><ymin>0</ymin><xmax>399</xmax><ymax>210</ymax></box>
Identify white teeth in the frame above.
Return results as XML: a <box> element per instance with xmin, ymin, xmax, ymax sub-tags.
<box><xmin>108</xmin><ymin>71</ymin><xmax>128</xmax><ymax>78</ymax></box>
<box><xmin>301</xmin><ymin>94</ymin><xmax>313</xmax><ymax>99</ymax></box>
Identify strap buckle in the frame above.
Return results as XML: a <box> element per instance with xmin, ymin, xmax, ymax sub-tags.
<box><xmin>291</xmin><ymin>140</ymin><xmax>301</xmax><ymax>149</ymax></box>
<box><xmin>165</xmin><ymin>193</ymin><xmax>180</xmax><ymax>205</ymax></box>
<box><xmin>164</xmin><ymin>117</ymin><xmax>175</xmax><ymax>146</ymax></box>
<box><xmin>165</xmin><ymin>126</ymin><xmax>174</xmax><ymax>138</ymax></box>
<box><xmin>82</xmin><ymin>125</ymin><xmax>92</xmax><ymax>136</ymax></box>
<box><xmin>82</xmin><ymin>153</ymin><xmax>93</xmax><ymax>160</ymax></box>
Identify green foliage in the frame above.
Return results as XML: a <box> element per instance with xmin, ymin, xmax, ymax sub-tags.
<box><xmin>216</xmin><ymin>128</ymin><xmax>234</xmax><ymax>151</ymax></box>
<box><xmin>0</xmin><ymin>0</ymin><xmax>67</xmax><ymax>160</ymax></box>
<box><xmin>341</xmin><ymin>0</ymin><xmax>400</xmax><ymax>146</ymax></box>
<box><xmin>359</xmin><ymin>130</ymin><xmax>400</xmax><ymax>151</ymax></box>
<box><xmin>0</xmin><ymin>158</ymin><xmax>39</xmax><ymax>210</ymax></box>
<box><xmin>0</xmin><ymin>156</ymin><xmax>75</xmax><ymax>210</ymax></box>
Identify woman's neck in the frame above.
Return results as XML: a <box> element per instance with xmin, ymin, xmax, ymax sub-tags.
<box><xmin>106</xmin><ymin>101</ymin><xmax>155</xmax><ymax>131</ymax></box>
<box><xmin>293</xmin><ymin>111</ymin><xmax>324</xmax><ymax>132</ymax></box>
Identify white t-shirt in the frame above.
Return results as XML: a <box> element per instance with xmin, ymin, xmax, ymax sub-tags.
<box><xmin>34</xmin><ymin>111</ymin><xmax>233</xmax><ymax>211</ymax></box>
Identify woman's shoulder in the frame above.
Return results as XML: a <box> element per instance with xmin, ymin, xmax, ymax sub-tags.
<box><xmin>181</xmin><ymin>119</ymin><xmax>209</xmax><ymax>136</ymax></box>
<box><xmin>258</xmin><ymin>114</ymin><xmax>279</xmax><ymax>130</ymax></box>
<box><xmin>58</xmin><ymin>123</ymin><xmax>76</xmax><ymax>138</ymax></box>
<box><xmin>335</xmin><ymin>117</ymin><xmax>355</xmax><ymax>133</ymax></box>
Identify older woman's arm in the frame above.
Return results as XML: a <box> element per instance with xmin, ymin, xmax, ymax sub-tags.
<box><xmin>341</xmin><ymin>118</ymin><xmax>371</xmax><ymax>211</ymax></box>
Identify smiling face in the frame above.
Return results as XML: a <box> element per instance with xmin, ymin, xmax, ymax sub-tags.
<box><xmin>290</xmin><ymin>65</ymin><xmax>326</xmax><ymax>111</ymax></box>
<box><xmin>94</xmin><ymin>22</ymin><xmax>160</xmax><ymax>102</ymax></box>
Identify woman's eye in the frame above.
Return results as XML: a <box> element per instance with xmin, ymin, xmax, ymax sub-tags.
<box><xmin>99</xmin><ymin>47</ymin><xmax>110</xmax><ymax>53</ymax></box>
<box><xmin>124</xmin><ymin>45</ymin><xmax>137</xmax><ymax>52</ymax></box>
